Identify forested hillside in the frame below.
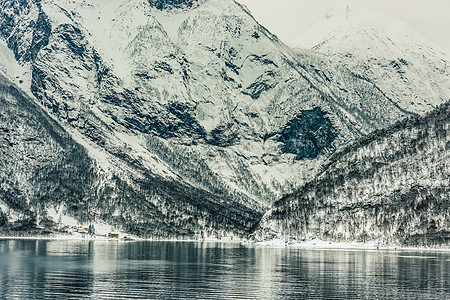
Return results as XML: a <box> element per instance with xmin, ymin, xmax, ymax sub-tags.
<box><xmin>252</xmin><ymin>103</ymin><xmax>449</xmax><ymax>247</ymax></box>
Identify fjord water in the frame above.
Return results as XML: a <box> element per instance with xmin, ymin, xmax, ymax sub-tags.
<box><xmin>0</xmin><ymin>240</ymin><xmax>448</xmax><ymax>299</ymax></box>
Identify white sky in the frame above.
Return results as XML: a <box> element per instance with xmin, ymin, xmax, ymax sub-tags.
<box><xmin>237</xmin><ymin>0</ymin><xmax>450</xmax><ymax>55</ymax></box>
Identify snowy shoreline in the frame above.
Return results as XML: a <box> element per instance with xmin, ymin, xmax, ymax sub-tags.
<box><xmin>1</xmin><ymin>235</ymin><xmax>449</xmax><ymax>252</ymax></box>
<box><xmin>0</xmin><ymin>235</ymin><xmax>237</xmax><ymax>243</ymax></box>
<box><xmin>251</xmin><ymin>239</ymin><xmax>450</xmax><ymax>252</ymax></box>
<box><xmin>0</xmin><ymin>235</ymin><xmax>132</xmax><ymax>241</ymax></box>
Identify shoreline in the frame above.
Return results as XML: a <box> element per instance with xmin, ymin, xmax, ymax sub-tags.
<box><xmin>251</xmin><ymin>239</ymin><xmax>450</xmax><ymax>252</ymax></box>
<box><xmin>1</xmin><ymin>235</ymin><xmax>449</xmax><ymax>252</ymax></box>
<box><xmin>0</xmin><ymin>235</ymin><xmax>241</xmax><ymax>243</ymax></box>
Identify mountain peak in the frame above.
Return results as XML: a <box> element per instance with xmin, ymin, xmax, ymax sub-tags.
<box><xmin>293</xmin><ymin>5</ymin><xmax>416</xmax><ymax>49</ymax></box>
<box><xmin>324</xmin><ymin>5</ymin><xmax>352</xmax><ymax>20</ymax></box>
<box><xmin>290</xmin><ymin>4</ymin><xmax>450</xmax><ymax>115</ymax></box>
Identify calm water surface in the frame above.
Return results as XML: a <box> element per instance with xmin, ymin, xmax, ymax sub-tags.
<box><xmin>0</xmin><ymin>239</ymin><xmax>448</xmax><ymax>299</ymax></box>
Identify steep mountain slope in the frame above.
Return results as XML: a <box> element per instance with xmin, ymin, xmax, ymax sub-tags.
<box><xmin>291</xmin><ymin>5</ymin><xmax>450</xmax><ymax>115</ymax></box>
<box><xmin>252</xmin><ymin>103</ymin><xmax>450</xmax><ymax>247</ymax></box>
<box><xmin>0</xmin><ymin>73</ymin><xmax>264</xmax><ymax>237</ymax></box>
<box><xmin>0</xmin><ymin>0</ymin><xmax>433</xmax><ymax>209</ymax></box>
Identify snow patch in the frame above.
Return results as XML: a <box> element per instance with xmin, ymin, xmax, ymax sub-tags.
<box><xmin>66</xmin><ymin>126</ymin><xmax>112</xmax><ymax>171</ymax></box>
<box><xmin>0</xmin><ymin>40</ymin><xmax>31</xmax><ymax>93</ymax></box>
<box><xmin>115</xmin><ymin>131</ymin><xmax>177</xmax><ymax>179</ymax></box>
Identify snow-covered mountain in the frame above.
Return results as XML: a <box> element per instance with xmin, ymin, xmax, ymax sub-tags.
<box><xmin>291</xmin><ymin>5</ymin><xmax>450</xmax><ymax>115</ymax></box>
<box><xmin>0</xmin><ymin>0</ymin><xmax>448</xmax><ymax>237</ymax></box>
<box><xmin>0</xmin><ymin>72</ymin><xmax>264</xmax><ymax>237</ymax></box>
<box><xmin>251</xmin><ymin>102</ymin><xmax>450</xmax><ymax>247</ymax></box>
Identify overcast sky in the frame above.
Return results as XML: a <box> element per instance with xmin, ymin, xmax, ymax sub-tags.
<box><xmin>237</xmin><ymin>0</ymin><xmax>450</xmax><ymax>56</ymax></box>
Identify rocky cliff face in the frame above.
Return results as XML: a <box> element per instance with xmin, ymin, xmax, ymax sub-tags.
<box><xmin>252</xmin><ymin>103</ymin><xmax>450</xmax><ymax>247</ymax></box>
<box><xmin>0</xmin><ymin>0</ymin><xmax>448</xmax><ymax>237</ymax></box>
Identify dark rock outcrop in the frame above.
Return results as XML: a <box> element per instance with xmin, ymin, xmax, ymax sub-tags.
<box><xmin>277</xmin><ymin>107</ymin><xmax>337</xmax><ymax>160</ymax></box>
<box><xmin>148</xmin><ymin>0</ymin><xmax>203</xmax><ymax>11</ymax></box>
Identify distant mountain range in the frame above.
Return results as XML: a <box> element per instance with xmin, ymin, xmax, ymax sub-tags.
<box><xmin>291</xmin><ymin>6</ymin><xmax>450</xmax><ymax>114</ymax></box>
<box><xmin>0</xmin><ymin>0</ymin><xmax>448</xmax><ymax>241</ymax></box>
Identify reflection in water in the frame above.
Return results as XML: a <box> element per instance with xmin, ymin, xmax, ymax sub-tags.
<box><xmin>0</xmin><ymin>240</ymin><xmax>96</xmax><ymax>299</ymax></box>
<box><xmin>0</xmin><ymin>239</ymin><xmax>448</xmax><ymax>299</ymax></box>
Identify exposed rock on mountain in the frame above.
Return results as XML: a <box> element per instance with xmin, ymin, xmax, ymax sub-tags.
<box><xmin>252</xmin><ymin>103</ymin><xmax>450</xmax><ymax>247</ymax></box>
<box><xmin>148</xmin><ymin>0</ymin><xmax>204</xmax><ymax>11</ymax></box>
<box><xmin>276</xmin><ymin>107</ymin><xmax>337</xmax><ymax>160</ymax></box>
